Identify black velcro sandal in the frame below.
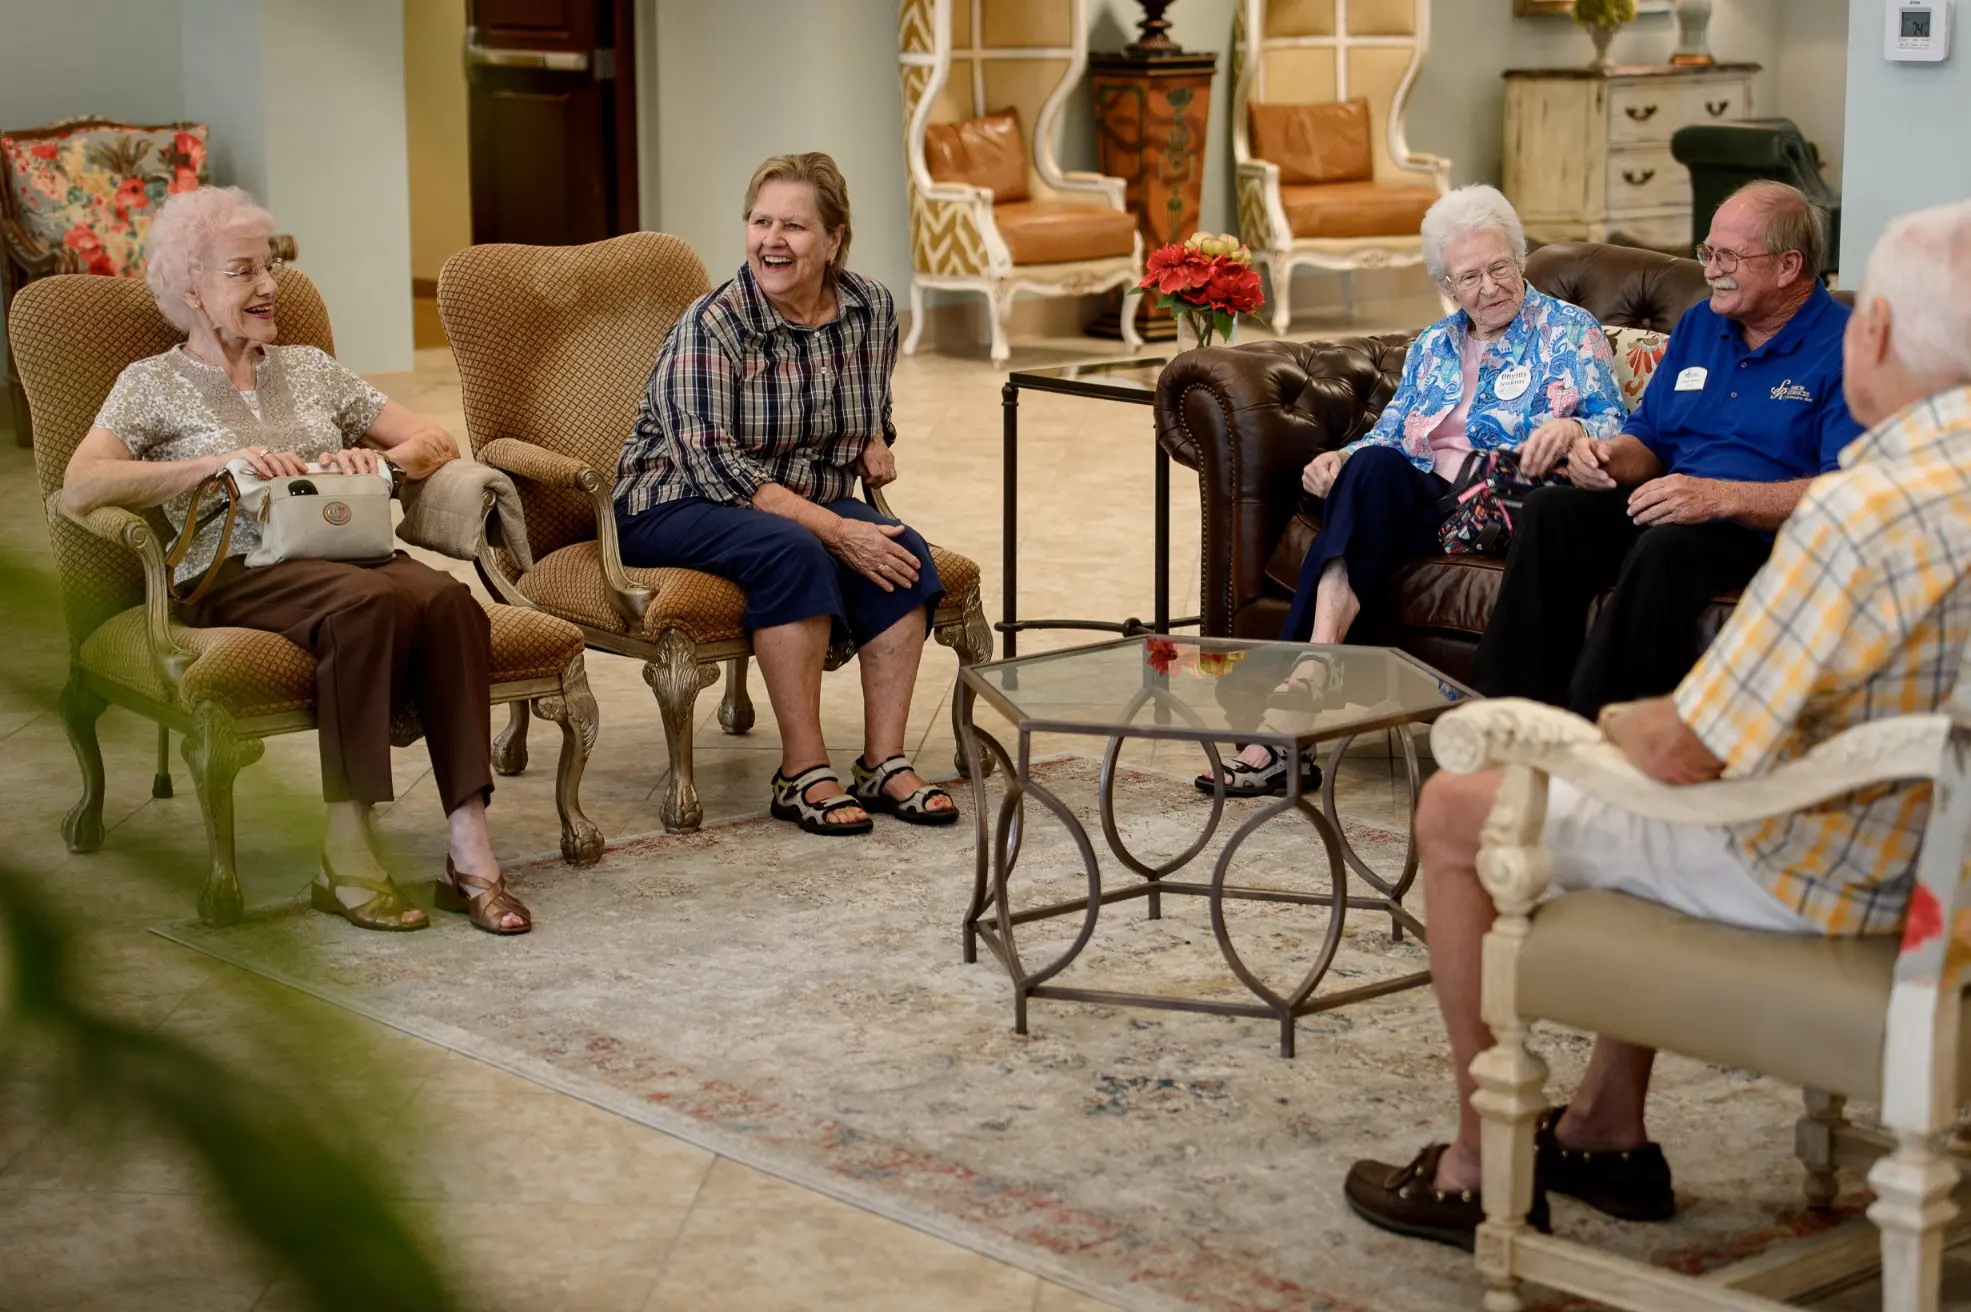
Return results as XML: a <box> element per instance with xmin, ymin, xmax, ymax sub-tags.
<box><xmin>851</xmin><ymin>753</ymin><xmax>960</xmax><ymax>827</ymax></box>
<box><xmin>770</xmin><ymin>765</ymin><xmax>873</xmax><ymax>836</ymax></box>
<box><xmin>1192</xmin><ymin>745</ymin><xmax>1322</xmax><ymax>798</ymax></box>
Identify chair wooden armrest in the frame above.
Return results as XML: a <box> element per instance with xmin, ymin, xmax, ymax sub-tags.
<box><xmin>474</xmin><ymin>436</ymin><xmax>650</xmax><ymax>625</ymax></box>
<box><xmin>1052</xmin><ymin>169</ymin><xmax>1127</xmax><ymax>211</ymax></box>
<box><xmin>51</xmin><ymin>492</ymin><xmax>195</xmax><ymax>691</ymax></box>
<box><xmin>4</xmin><ymin>214</ymin><xmax>77</xmax><ymax>276</ymax></box>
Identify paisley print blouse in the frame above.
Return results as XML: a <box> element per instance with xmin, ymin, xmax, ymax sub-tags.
<box><xmin>93</xmin><ymin>345</ymin><xmax>388</xmax><ymax>581</ymax></box>
<box><xmin>1346</xmin><ymin>286</ymin><xmax>1626</xmax><ymax>474</ymax></box>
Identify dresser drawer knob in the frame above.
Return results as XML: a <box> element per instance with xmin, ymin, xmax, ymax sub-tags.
<box><xmin>1622</xmin><ymin>167</ymin><xmax>1656</xmax><ymax>186</ymax></box>
<box><xmin>1706</xmin><ymin>99</ymin><xmax>1732</xmax><ymax>117</ymax></box>
<box><xmin>1624</xmin><ymin>104</ymin><xmax>1659</xmax><ymax>122</ymax></box>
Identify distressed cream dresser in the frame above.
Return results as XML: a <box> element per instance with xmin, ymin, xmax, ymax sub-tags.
<box><xmin>1502</xmin><ymin>62</ymin><xmax>1761</xmax><ymax>251</ymax></box>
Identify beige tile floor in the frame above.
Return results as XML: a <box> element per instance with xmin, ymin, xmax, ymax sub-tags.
<box><xmin>0</xmin><ymin>292</ymin><xmax>1502</xmax><ymax>1312</ymax></box>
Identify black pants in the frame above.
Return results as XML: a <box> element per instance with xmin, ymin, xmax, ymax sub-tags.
<box><xmin>1469</xmin><ymin>485</ymin><xmax>1773</xmax><ymax>718</ymax></box>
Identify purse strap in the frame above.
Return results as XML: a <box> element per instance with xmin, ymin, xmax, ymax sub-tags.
<box><xmin>165</xmin><ymin>470</ymin><xmax>240</xmax><ymax>606</ymax></box>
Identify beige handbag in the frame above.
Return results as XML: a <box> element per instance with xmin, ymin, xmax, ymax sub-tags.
<box><xmin>168</xmin><ymin>458</ymin><xmax>398</xmax><ymax>603</ymax></box>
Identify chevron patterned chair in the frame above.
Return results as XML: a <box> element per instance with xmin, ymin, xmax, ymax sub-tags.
<box><xmin>439</xmin><ymin>232</ymin><xmax>994</xmax><ymax>835</ymax></box>
<box><xmin>1231</xmin><ymin>0</ymin><xmax>1451</xmax><ymax>333</ymax></box>
<box><xmin>12</xmin><ymin>268</ymin><xmax>602</xmax><ymax>926</ymax></box>
<box><xmin>897</xmin><ymin>0</ymin><xmax>1144</xmax><ymax>364</ymax></box>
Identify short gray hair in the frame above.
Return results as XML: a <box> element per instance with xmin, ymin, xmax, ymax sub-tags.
<box><xmin>144</xmin><ymin>186</ymin><xmax>277</xmax><ymax>332</ymax></box>
<box><xmin>1857</xmin><ymin>199</ymin><xmax>1971</xmax><ymax>381</ymax></box>
<box><xmin>1420</xmin><ymin>185</ymin><xmax>1527</xmax><ymax>281</ymax></box>
<box><xmin>1729</xmin><ymin>179</ymin><xmax>1828</xmax><ymax>280</ymax></box>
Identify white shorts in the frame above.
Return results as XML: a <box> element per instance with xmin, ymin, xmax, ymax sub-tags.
<box><xmin>1540</xmin><ymin>779</ymin><xmax>1813</xmax><ymax>934</ymax></box>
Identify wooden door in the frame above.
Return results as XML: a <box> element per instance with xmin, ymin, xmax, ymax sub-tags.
<box><xmin>464</xmin><ymin>0</ymin><xmax>638</xmax><ymax>245</ymax></box>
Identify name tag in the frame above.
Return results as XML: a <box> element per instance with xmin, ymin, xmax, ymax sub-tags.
<box><xmin>1674</xmin><ymin>366</ymin><xmax>1708</xmax><ymax>392</ymax></box>
<box><xmin>1493</xmin><ymin>363</ymin><xmax>1532</xmax><ymax>401</ymax></box>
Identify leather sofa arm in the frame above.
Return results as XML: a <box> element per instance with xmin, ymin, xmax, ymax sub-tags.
<box><xmin>475</xmin><ymin>437</ymin><xmax>650</xmax><ymax>625</ymax></box>
<box><xmin>51</xmin><ymin>493</ymin><xmax>196</xmax><ymax>692</ymax></box>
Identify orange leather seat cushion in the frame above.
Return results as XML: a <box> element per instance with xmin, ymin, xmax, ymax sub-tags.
<box><xmin>1249</xmin><ymin>99</ymin><xmax>1373</xmax><ymax>185</ymax></box>
<box><xmin>993</xmin><ymin>201</ymin><xmax>1137</xmax><ymax>265</ymax></box>
<box><xmin>925</xmin><ymin>108</ymin><xmax>1030</xmax><ymax>202</ymax></box>
<box><xmin>1280</xmin><ymin>181</ymin><xmax>1436</xmax><ymax>240</ymax></box>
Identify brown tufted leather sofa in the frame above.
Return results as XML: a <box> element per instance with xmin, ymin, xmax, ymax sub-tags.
<box><xmin>1154</xmin><ymin>242</ymin><xmax>1725</xmax><ymax>683</ymax></box>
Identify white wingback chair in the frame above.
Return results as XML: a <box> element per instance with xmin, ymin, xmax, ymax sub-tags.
<box><xmin>1435</xmin><ymin>681</ymin><xmax>1971</xmax><ymax>1311</ymax></box>
<box><xmin>898</xmin><ymin>0</ymin><xmax>1144</xmax><ymax>364</ymax></box>
<box><xmin>1232</xmin><ymin>0</ymin><xmax>1451</xmax><ymax>333</ymax></box>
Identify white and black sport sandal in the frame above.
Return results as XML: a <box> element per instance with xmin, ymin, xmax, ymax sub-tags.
<box><xmin>770</xmin><ymin>765</ymin><xmax>874</xmax><ymax>836</ymax></box>
<box><xmin>1192</xmin><ymin>745</ymin><xmax>1322</xmax><ymax>798</ymax></box>
<box><xmin>851</xmin><ymin>753</ymin><xmax>960</xmax><ymax>827</ymax></box>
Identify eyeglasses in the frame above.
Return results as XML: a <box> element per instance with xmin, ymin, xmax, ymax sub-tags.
<box><xmin>1444</xmin><ymin>259</ymin><xmax>1521</xmax><ymax>296</ymax></box>
<box><xmin>1694</xmin><ymin>244</ymin><xmax>1779</xmax><ymax>275</ymax></box>
<box><xmin>203</xmin><ymin>257</ymin><xmax>287</xmax><ymax>282</ymax></box>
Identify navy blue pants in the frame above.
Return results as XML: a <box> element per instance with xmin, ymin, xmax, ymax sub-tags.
<box><xmin>617</xmin><ymin>496</ymin><xmax>945</xmax><ymax>645</ymax></box>
<box><xmin>1279</xmin><ymin>446</ymin><xmax>1451</xmax><ymax>642</ymax></box>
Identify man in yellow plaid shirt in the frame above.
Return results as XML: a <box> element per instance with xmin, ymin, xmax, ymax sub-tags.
<box><xmin>1346</xmin><ymin>200</ymin><xmax>1971</xmax><ymax>1251</ymax></box>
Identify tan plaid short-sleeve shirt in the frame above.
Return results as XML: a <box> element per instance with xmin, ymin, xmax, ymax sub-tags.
<box><xmin>1674</xmin><ymin>385</ymin><xmax>1971</xmax><ymax>935</ymax></box>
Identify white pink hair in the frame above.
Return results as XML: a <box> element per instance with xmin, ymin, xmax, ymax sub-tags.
<box><xmin>144</xmin><ymin>186</ymin><xmax>277</xmax><ymax>332</ymax></box>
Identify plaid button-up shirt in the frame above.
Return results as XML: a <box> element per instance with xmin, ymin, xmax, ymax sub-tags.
<box><xmin>1674</xmin><ymin>385</ymin><xmax>1971</xmax><ymax>935</ymax></box>
<box><xmin>612</xmin><ymin>263</ymin><xmax>897</xmax><ymax>516</ymax></box>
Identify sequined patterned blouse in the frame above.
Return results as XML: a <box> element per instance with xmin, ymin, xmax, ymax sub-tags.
<box><xmin>93</xmin><ymin>345</ymin><xmax>388</xmax><ymax>581</ymax></box>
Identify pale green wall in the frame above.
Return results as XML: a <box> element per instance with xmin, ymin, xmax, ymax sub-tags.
<box><xmin>1839</xmin><ymin>0</ymin><xmax>1971</xmax><ymax>273</ymax></box>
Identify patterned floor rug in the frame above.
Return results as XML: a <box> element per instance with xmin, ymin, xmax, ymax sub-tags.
<box><xmin>155</xmin><ymin>758</ymin><xmax>1864</xmax><ymax>1312</ymax></box>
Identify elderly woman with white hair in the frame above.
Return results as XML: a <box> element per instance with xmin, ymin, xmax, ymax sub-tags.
<box><xmin>1204</xmin><ymin>184</ymin><xmax>1625</xmax><ymax>797</ymax></box>
<box><xmin>60</xmin><ymin>186</ymin><xmax>531</xmax><ymax>935</ymax></box>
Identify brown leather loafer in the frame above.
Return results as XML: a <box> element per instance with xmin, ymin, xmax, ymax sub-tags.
<box><xmin>1536</xmin><ymin>1106</ymin><xmax>1677</xmax><ymax>1221</ymax></box>
<box><xmin>1344</xmin><ymin>1144</ymin><xmax>1551</xmax><ymax>1251</ymax></box>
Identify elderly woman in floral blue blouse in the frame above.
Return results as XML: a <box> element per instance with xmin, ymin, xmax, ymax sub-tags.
<box><xmin>1205</xmin><ymin>184</ymin><xmax>1625</xmax><ymax>797</ymax></box>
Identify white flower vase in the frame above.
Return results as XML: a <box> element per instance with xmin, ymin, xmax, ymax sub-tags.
<box><xmin>1585</xmin><ymin>21</ymin><xmax>1619</xmax><ymax>69</ymax></box>
<box><xmin>1672</xmin><ymin>0</ymin><xmax>1714</xmax><ymax>66</ymax></box>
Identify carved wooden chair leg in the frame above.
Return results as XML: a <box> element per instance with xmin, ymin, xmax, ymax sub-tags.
<box><xmin>936</xmin><ymin>592</ymin><xmax>995</xmax><ymax>779</ymax></box>
<box><xmin>645</xmin><ymin>629</ymin><xmax>717</xmax><ymax>833</ymax></box>
<box><xmin>1869</xmin><ymin>1131</ymin><xmax>1957</xmax><ymax>1312</ymax></box>
<box><xmin>718</xmin><ymin>657</ymin><xmax>755</xmax><ymax>735</ymax></box>
<box><xmin>536</xmin><ymin>655</ymin><xmax>604</xmax><ymax>865</ymax></box>
<box><xmin>181</xmin><ymin>701</ymin><xmax>263</xmax><ymax>926</ymax></box>
<box><xmin>1798</xmin><ymin>1089</ymin><xmax>1849</xmax><ymax>1210</ymax></box>
<box><xmin>152</xmin><ymin>723</ymin><xmax>174</xmax><ymax>798</ymax></box>
<box><xmin>57</xmin><ymin>671</ymin><xmax>107</xmax><ymax>852</ymax></box>
<box><xmin>493</xmin><ymin>701</ymin><xmax>531</xmax><ymax>776</ymax></box>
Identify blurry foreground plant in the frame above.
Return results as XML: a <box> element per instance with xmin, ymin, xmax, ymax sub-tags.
<box><xmin>0</xmin><ymin>543</ymin><xmax>455</xmax><ymax>1311</ymax></box>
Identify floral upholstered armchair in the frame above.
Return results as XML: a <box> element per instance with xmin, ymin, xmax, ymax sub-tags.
<box><xmin>0</xmin><ymin>117</ymin><xmax>296</xmax><ymax>445</ymax></box>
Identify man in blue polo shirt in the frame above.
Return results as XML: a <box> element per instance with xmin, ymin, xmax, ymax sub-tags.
<box><xmin>1470</xmin><ymin>181</ymin><xmax>1860</xmax><ymax>716</ymax></box>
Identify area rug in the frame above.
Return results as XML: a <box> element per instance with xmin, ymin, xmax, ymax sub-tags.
<box><xmin>155</xmin><ymin>758</ymin><xmax>1863</xmax><ymax>1312</ymax></box>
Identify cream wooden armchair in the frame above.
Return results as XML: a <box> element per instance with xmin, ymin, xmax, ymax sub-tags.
<box><xmin>1232</xmin><ymin>0</ymin><xmax>1451</xmax><ymax>333</ymax></box>
<box><xmin>1431</xmin><ymin>687</ymin><xmax>1971</xmax><ymax>1311</ymax></box>
<box><xmin>898</xmin><ymin>0</ymin><xmax>1144</xmax><ymax>364</ymax></box>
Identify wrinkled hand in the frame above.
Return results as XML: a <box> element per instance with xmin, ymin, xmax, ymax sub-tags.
<box><xmin>1562</xmin><ymin>436</ymin><xmax>1617</xmax><ymax>491</ymax></box>
<box><xmin>1628</xmin><ymin>473</ymin><xmax>1722</xmax><ymax>526</ymax></box>
<box><xmin>220</xmin><ymin>445</ymin><xmax>308</xmax><ymax>478</ymax></box>
<box><xmin>1302</xmin><ymin>450</ymin><xmax>1347</xmax><ymax>497</ymax></box>
<box><xmin>318</xmin><ymin>447</ymin><xmax>383</xmax><ymax>477</ymax></box>
<box><xmin>857</xmin><ymin>440</ymin><xmax>898</xmax><ymax>489</ymax></box>
<box><xmin>1519</xmin><ymin>418</ymin><xmax>1583</xmax><ymax>478</ymax></box>
<box><xmin>828</xmin><ymin>516</ymin><xmax>921</xmax><ymax>593</ymax></box>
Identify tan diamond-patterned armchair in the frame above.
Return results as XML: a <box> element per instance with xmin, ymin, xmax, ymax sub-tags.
<box><xmin>11</xmin><ymin>269</ymin><xmax>602</xmax><ymax>926</ymax></box>
<box><xmin>1231</xmin><ymin>0</ymin><xmax>1451</xmax><ymax>332</ymax></box>
<box><xmin>437</xmin><ymin>233</ymin><xmax>994</xmax><ymax>834</ymax></box>
<box><xmin>898</xmin><ymin>0</ymin><xmax>1144</xmax><ymax>364</ymax></box>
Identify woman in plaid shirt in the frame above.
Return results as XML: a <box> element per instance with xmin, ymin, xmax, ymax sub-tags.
<box><xmin>612</xmin><ymin>153</ymin><xmax>956</xmax><ymax>836</ymax></box>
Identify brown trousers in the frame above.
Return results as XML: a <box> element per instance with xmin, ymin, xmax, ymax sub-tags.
<box><xmin>190</xmin><ymin>553</ymin><xmax>492</xmax><ymax>813</ymax></box>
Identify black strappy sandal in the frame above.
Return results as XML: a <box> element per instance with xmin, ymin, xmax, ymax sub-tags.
<box><xmin>770</xmin><ymin>764</ymin><xmax>874</xmax><ymax>836</ymax></box>
<box><xmin>1192</xmin><ymin>745</ymin><xmax>1322</xmax><ymax>798</ymax></box>
<box><xmin>851</xmin><ymin>753</ymin><xmax>960</xmax><ymax>827</ymax></box>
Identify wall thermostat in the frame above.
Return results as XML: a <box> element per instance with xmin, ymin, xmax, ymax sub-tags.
<box><xmin>1886</xmin><ymin>0</ymin><xmax>1953</xmax><ymax>62</ymax></box>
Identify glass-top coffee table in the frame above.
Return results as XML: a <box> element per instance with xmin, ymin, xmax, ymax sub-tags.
<box><xmin>956</xmin><ymin>634</ymin><xmax>1472</xmax><ymax>1056</ymax></box>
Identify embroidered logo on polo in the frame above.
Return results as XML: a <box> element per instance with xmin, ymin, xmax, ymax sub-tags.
<box><xmin>1770</xmin><ymin>378</ymin><xmax>1815</xmax><ymax>403</ymax></box>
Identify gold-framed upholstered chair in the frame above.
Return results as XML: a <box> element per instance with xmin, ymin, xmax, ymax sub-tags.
<box><xmin>1231</xmin><ymin>0</ymin><xmax>1451</xmax><ymax>333</ymax></box>
<box><xmin>438</xmin><ymin>233</ymin><xmax>993</xmax><ymax>835</ymax></box>
<box><xmin>12</xmin><ymin>269</ymin><xmax>602</xmax><ymax>927</ymax></box>
<box><xmin>897</xmin><ymin>0</ymin><xmax>1144</xmax><ymax>364</ymax></box>
<box><xmin>0</xmin><ymin>116</ymin><xmax>296</xmax><ymax>447</ymax></box>
<box><xmin>1432</xmin><ymin>689</ymin><xmax>1971</xmax><ymax>1310</ymax></box>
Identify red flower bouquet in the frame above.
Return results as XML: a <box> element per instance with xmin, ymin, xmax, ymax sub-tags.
<box><xmin>1138</xmin><ymin>232</ymin><xmax>1264</xmax><ymax>349</ymax></box>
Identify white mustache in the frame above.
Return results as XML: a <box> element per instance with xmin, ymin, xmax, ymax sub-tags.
<box><xmin>1709</xmin><ymin>277</ymin><xmax>1739</xmax><ymax>292</ymax></box>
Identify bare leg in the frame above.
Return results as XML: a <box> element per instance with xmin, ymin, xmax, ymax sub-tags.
<box><xmin>1230</xmin><ymin>560</ymin><xmax>1360</xmax><ymax>771</ymax></box>
<box><xmin>318</xmin><ymin>800</ymin><xmax>424</xmax><ymax>928</ymax></box>
<box><xmin>856</xmin><ymin>606</ymin><xmax>952</xmax><ymax>811</ymax></box>
<box><xmin>1415</xmin><ymin>769</ymin><xmax>1652</xmax><ymax>1192</ymax></box>
<box><xmin>754</xmin><ymin>614</ymin><xmax>867</xmax><ymax>825</ymax></box>
<box><xmin>444</xmin><ymin>794</ymin><xmax>525</xmax><ymax>932</ymax></box>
